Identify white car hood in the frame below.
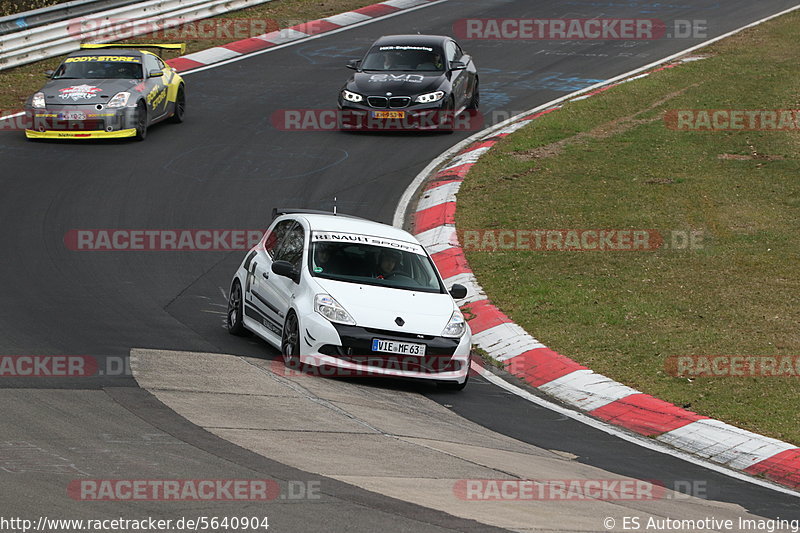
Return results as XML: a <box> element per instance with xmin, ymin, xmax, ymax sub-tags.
<box><xmin>313</xmin><ymin>278</ymin><xmax>455</xmax><ymax>336</ymax></box>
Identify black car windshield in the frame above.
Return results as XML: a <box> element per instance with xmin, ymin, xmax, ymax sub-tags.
<box><xmin>361</xmin><ymin>45</ymin><xmax>444</xmax><ymax>71</ymax></box>
<box><xmin>53</xmin><ymin>58</ymin><xmax>143</xmax><ymax>80</ymax></box>
<box><xmin>309</xmin><ymin>237</ymin><xmax>443</xmax><ymax>293</ymax></box>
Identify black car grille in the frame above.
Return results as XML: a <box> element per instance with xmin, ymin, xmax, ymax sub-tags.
<box><xmin>367</xmin><ymin>96</ymin><xmax>388</xmax><ymax>108</ymax></box>
<box><xmin>367</xmin><ymin>96</ymin><xmax>411</xmax><ymax>109</ymax></box>
<box><xmin>389</xmin><ymin>97</ymin><xmax>411</xmax><ymax>108</ymax></box>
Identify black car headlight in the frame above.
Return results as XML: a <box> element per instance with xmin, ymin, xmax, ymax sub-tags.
<box><xmin>415</xmin><ymin>91</ymin><xmax>445</xmax><ymax>104</ymax></box>
<box><xmin>341</xmin><ymin>90</ymin><xmax>364</xmax><ymax>103</ymax></box>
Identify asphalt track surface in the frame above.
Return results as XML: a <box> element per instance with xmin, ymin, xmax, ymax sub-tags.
<box><xmin>1</xmin><ymin>0</ymin><xmax>799</xmax><ymax>529</ymax></box>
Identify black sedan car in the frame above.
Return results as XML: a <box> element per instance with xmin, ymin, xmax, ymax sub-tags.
<box><xmin>337</xmin><ymin>35</ymin><xmax>479</xmax><ymax>131</ymax></box>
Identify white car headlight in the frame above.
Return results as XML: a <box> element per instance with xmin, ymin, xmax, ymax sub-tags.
<box><xmin>441</xmin><ymin>310</ymin><xmax>466</xmax><ymax>338</ymax></box>
<box><xmin>315</xmin><ymin>294</ymin><xmax>356</xmax><ymax>325</ymax></box>
<box><xmin>107</xmin><ymin>92</ymin><xmax>131</xmax><ymax>108</ymax></box>
<box><xmin>31</xmin><ymin>92</ymin><xmax>46</xmax><ymax>109</ymax></box>
<box><xmin>342</xmin><ymin>90</ymin><xmax>364</xmax><ymax>103</ymax></box>
<box><xmin>415</xmin><ymin>91</ymin><xmax>445</xmax><ymax>104</ymax></box>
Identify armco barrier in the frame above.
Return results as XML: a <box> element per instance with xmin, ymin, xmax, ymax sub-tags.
<box><xmin>0</xmin><ymin>0</ymin><xmax>276</xmax><ymax>70</ymax></box>
<box><xmin>0</xmin><ymin>0</ymin><xmax>141</xmax><ymax>37</ymax></box>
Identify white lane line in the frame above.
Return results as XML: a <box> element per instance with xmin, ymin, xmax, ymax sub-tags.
<box><xmin>180</xmin><ymin>0</ymin><xmax>449</xmax><ymax>75</ymax></box>
<box><xmin>471</xmin><ymin>362</ymin><xmax>800</xmax><ymax>498</ymax></box>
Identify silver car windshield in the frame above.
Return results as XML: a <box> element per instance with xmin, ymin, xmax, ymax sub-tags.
<box><xmin>309</xmin><ymin>241</ymin><xmax>443</xmax><ymax>293</ymax></box>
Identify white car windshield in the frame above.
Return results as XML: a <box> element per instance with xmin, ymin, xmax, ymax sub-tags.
<box><xmin>309</xmin><ymin>238</ymin><xmax>443</xmax><ymax>293</ymax></box>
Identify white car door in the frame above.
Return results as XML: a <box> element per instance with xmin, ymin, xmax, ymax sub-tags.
<box><xmin>268</xmin><ymin>221</ymin><xmax>306</xmax><ymax>321</ymax></box>
<box><xmin>244</xmin><ymin>219</ymin><xmax>295</xmax><ymax>340</ymax></box>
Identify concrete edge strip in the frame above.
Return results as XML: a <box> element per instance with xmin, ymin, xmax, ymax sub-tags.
<box><xmin>398</xmin><ymin>13</ymin><xmax>800</xmax><ymax>491</ymax></box>
<box><xmin>108</xmin><ymin>384</ymin><xmax>507</xmax><ymax>532</ymax></box>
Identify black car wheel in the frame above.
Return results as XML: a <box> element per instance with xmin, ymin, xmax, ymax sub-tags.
<box><xmin>227</xmin><ymin>280</ymin><xmax>247</xmax><ymax>336</ymax></box>
<box><xmin>467</xmin><ymin>80</ymin><xmax>480</xmax><ymax>110</ymax></box>
<box><xmin>438</xmin><ymin>96</ymin><xmax>456</xmax><ymax>133</ymax></box>
<box><xmin>169</xmin><ymin>85</ymin><xmax>186</xmax><ymax>124</ymax></box>
<box><xmin>134</xmin><ymin>101</ymin><xmax>147</xmax><ymax>141</ymax></box>
<box><xmin>281</xmin><ymin>311</ymin><xmax>301</xmax><ymax>369</ymax></box>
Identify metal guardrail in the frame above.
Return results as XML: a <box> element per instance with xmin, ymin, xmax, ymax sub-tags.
<box><xmin>0</xmin><ymin>0</ymin><xmax>141</xmax><ymax>36</ymax></box>
<box><xmin>0</xmin><ymin>0</ymin><xmax>275</xmax><ymax>70</ymax></box>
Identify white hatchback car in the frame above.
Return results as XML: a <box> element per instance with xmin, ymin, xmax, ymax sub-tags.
<box><xmin>227</xmin><ymin>209</ymin><xmax>471</xmax><ymax>390</ymax></box>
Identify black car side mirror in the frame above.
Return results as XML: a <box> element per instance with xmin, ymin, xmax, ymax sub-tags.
<box><xmin>346</xmin><ymin>59</ymin><xmax>362</xmax><ymax>70</ymax></box>
<box><xmin>449</xmin><ymin>61</ymin><xmax>467</xmax><ymax>71</ymax></box>
<box><xmin>449</xmin><ymin>284</ymin><xmax>467</xmax><ymax>299</ymax></box>
<box><xmin>272</xmin><ymin>260</ymin><xmax>300</xmax><ymax>283</ymax></box>
<box><xmin>44</xmin><ymin>70</ymin><xmax>54</xmax><ymax>78</ymax></box>
<box><xmin>148</xmin><ymin>69</ymin><xmax>163</xmax><ymax>78</ymax></box>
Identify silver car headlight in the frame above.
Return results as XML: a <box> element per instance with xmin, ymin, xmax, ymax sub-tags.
<box><xmin>315</xmin><ymin>294</ymin><xmax>356</xmax><ymax>325</ymax></box>
<box><xmin>107</xmin><ymin>92</ymin><xmax>131</xmax><ymax>108</ymax></box>
<box><xmin>441</xmin><ymin>310</ymin><xmax>466</xmax><ymax>338</ymax></box>
<box><xmin>31</xmin><ymin>92</ymin><xmax>46</xmax><ymax>109</ymax></box>
<box><xmin>341</xmin><ymin>90</ymin><xmax>364</xmax><ymax>103</ymax></box>
<box><xmin>415</xmin><ymin>91</ymin><xmax>445</xmax><ymax>104</ymax></box>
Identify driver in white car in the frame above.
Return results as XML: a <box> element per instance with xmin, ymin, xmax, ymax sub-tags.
<box><xmin>375</xmin><ymin>249</ymin><xmax>401</xmax><ymax>279</ymax></box>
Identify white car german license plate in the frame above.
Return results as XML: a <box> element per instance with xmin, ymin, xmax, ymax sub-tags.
<box><xmin>371</xmin><ymin>339</ymin><xmax>426</xmax><ymax>356</ymax></box>
<box><xmin>60</xmin><ymin>111</ymin><xmax>87</xmax><ymax>120</ymax></box>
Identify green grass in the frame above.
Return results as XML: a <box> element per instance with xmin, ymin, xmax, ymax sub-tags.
<box><xmin>0</xmin><ymin>0</ymin><xmax>376</xmax><ymax>111</ymax></box>
<box><xmin>457</xmin><ymin>13</ymin><xmax>800</xmax><ymax>444</ymax></box>
<box><xmin>1</xmin><ymin>0</ymin><xmax>72</xmax><ymax>17</ymax></box>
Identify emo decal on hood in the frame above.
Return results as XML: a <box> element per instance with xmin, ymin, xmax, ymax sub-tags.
<box><xmin>368</xmin><ymin>74</ymin><xmax>425</xmax><ymax>83</ymax></box>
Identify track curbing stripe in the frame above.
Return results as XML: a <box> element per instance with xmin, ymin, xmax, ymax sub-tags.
<box><xmin>402</xmin><ymin>49</ymin><xmax>800</xmax><ymax>491</ymax></box>
<box><xmin>162</xmin><ymin>0</ymin><xmax>441</xmax><ymax>72</ymax></box>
